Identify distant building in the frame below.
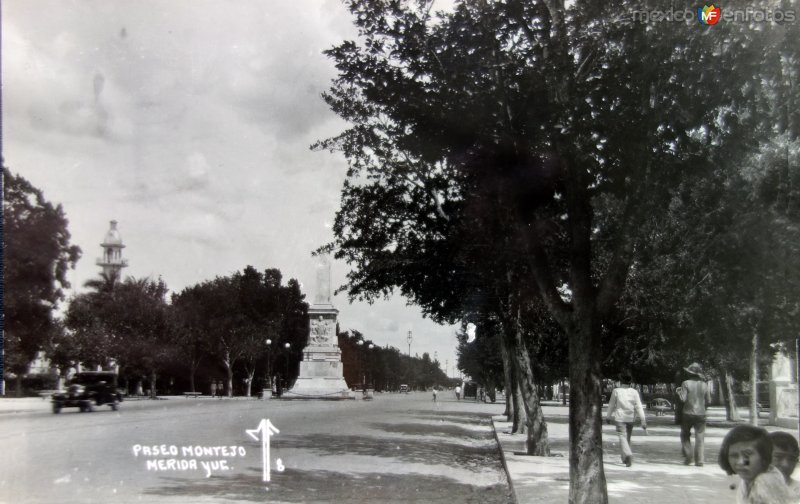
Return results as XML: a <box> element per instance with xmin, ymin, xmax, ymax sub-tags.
<box><xmin>27</xmin><ymin>221</ymin><xmax>129</xmax><ymax>379</ymax></box>
<box><xmin>96</xmin><ymin>220</ymin><xmax>128</xmax><ymax>279</ymax></box>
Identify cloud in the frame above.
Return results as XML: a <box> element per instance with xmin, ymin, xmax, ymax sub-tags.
<box><xmin>3</xmin><ymin>0</ymin><xmax>458</xmax><ymax>372</ymax></box>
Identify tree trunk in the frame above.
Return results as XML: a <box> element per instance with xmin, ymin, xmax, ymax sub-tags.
<box><xmin>515</xmin><ymin>380</ymin><xmax>528</xmax><ymax>434</ymax></box>
<box><xmin>500</xmin><ymin>336</ymin><xmax>514</xmax><ymax>421</ymax></box>
<box><xmin>226</xmin><ymin>367</ymin><xmax>234</xmax><ymax>398</ymax></box>
<box><xmin>723</xmin><ymin>370</ymin><xmax>741</xmax><ymax>422</ymax></box>
<box><xmin>245</xmin><ymin>370</ymin><xmax>255</xmax><ymax>398</ymax></box>
<box><xmin>568</xmin><ymin>313</ymin><xmax>608</xmax><ymax>504</ymax></box>
<box><xmin>149</xmin><ymin>371</ymin><xmax>157</xmax><ymax>399</ymax></box>
<box><xmin>15</xmin><ymin>375</ymin><xmax>23</xmax><ymax>397</ymax></box>
<box><xmin>188</xmin><ymin>356</ymin><xmax>201</xmax><ymax>393</ymax></box>
<box><xmin>222</xmin><ymin>350</ymin><xmax>235</xmax><ymax>398</ymax></box>
<box><xmin>750</xmin><ymin>329</ymin><xmax>759</xmax><ymax>425</ymax></box>
<box><xmin>510</xmin><ymin>324</ymin><xmax>550</xmax><ymax>456</ymax></box>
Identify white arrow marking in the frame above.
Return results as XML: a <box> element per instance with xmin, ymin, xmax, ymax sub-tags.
<box><xmin>246</xmin><ymin>419</ymin><xmax>280</xmax><ymax>482</ymax></box>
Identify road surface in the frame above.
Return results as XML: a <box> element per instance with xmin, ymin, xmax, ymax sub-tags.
<box><xmin>0</xmin><ymin>392</ymin><xmax>511</xmax><ymax>503</ymax></box>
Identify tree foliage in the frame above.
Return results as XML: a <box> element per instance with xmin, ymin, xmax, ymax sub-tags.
<box><xmin>64</xmin><ymin>276</ymin><xmax>175</xmax><ymax>396</ymax></box>
<box><xmin>3</xmin><ymin>167</ymin><xmax>81</xmax><ymax>392</ymax></box>
<box><xmin>338</xmin><ymin>329</ymin><xmax>448</xmax><ymax>391</ymax></box>
<box><xmin>316</xmin><ymin>1</ymin><xmax>794</xmax><ymax>501</ymax></box>
<box><xmin>171</xmin><ymin>266</ymin><xmax>309</xmax><ymax>396</ymax></box>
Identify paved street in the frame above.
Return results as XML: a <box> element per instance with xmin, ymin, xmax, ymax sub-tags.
<box><xmin>0</xmin><ymin>393</ymin><xmax>511</xmax><ymax>504</ymax></box>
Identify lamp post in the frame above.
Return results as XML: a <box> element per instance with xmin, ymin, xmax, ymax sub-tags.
<box><xmin>357</xmin><ymin>340</ymin><xmax>364</xmax><ymax>389</ymax></box>
<box><xmin>368</xmin><ymin>343</ymin><xmax>374</xmax><ymax>389</ymax></box>
<box><xmin>284</xmin><ymin>342</ymin><xmax>291</xmax><ymax>390</ymax></box>
<box><xmin>407</xmin><ymin>330</ymin><xmax>413</xmax><ymax>356</ymax></box>
<box><xmin>265</xmin><ymin>338</ymin><xmax>272</xmax><ymax>391</ymax></box>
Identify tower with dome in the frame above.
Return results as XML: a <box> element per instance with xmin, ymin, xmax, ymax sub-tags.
<box><xmin>96</xmin><ymin>220</ymin><xmax>128</xmax><ymax>279</ymax></box>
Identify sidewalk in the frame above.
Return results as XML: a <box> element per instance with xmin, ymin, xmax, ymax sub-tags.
<box><xmin>492</xmin><ymin>403</ymin><xmax>795</xmax><ymax>504</ymax></box>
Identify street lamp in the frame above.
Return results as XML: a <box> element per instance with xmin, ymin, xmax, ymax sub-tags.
<box><xmin>284</xmin><ymin>342</ymin><xmax>291</xmax><ymax>390</ymax></box>
<box><xmin>357</xmin><ymin>340</ymin><xmax>364</xmax><ymax>389</ymax></box>
<box><xmin>368</xmin><ymin>343</ymin><xmax>374</xmax><ymax>389</ymax></box>
<box><xmin>265</xmin><ymin>338</ymin><xmax>272</xmax><ymax>391</ymax></box>
<box><xmin>407</xmin><ymin>330</ymin><xmax>413</xmax><ymax>356</ymax></box>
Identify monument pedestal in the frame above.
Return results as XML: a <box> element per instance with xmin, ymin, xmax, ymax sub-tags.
<box><xmin>283</xmin><ymin>303</ymin><xmax>353</xmax><ymax>400</ymax></box>
<box><xmin>769</xmin><ymin>351</ymin><xmax>798</xmax><ymax>428</ymax></box>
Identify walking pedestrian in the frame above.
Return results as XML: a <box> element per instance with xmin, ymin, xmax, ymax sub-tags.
<box><xmin>677</xmin><ymin>362</ymin><xmax>711</xmax><ymax>466</ymax></box>
<box><xmin>605</xmin><ymin>373</ymin><xmax>647</xmax><ymax>467</ymax></box>
<box><xmin>769</xmin><ymin>431</ymin><xmax>800</xmax><ymax>499</ymax></box>
<box><xmin>455</xmin><ymin>385</ymin><xmax>461</xmax><ymax>400</ymax></box>
<box><xmin>432</xmin><ymin>387</ymin><xmax>438</xmax><ymax>403</ymax></box>
<box><xmin>718</xmin><ymin>425</ymin><xmax>791</xmax><ymax>503</ymax></box>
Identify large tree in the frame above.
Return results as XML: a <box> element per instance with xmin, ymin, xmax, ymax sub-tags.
<box><xmin>65</xmin><ymin>276</ymin><xmax>176</xmax><ymax>397</ymax></box>
<box><xmin>3</xmin><ymin>168</ymin><xmax>81</xmax><ymax>396</ymax></box>
<box><xmin>316</xmin><ymin>2</ymin><xmax>787</xmax><ymax>501</ymax></box>
<box><xmin>171</xmin><ymin>266</ymin><xmax>309</xmax><ymax>397</ymax></box>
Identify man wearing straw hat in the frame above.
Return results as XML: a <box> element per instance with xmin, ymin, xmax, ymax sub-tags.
<box><xmin>676</xmin><ymin>362</ymin><xmax>711</xmax><ymax>466</ymax></box>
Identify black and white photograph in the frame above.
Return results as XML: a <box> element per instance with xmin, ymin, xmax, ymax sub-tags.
<box><xmin>2</xmin><ymin>1</ymin><xmax>799</xmax><ymax>503</ymax></box>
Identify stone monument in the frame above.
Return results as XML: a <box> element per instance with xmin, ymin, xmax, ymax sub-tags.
<box><xmin>283</xmin><ymin>256</ymin><xmax>352</xmax><ymax>399</ymax></box>
<box><xmin>769</xmin><ymin>350</ymin><xmax>798</xmax><ymax>428</ymax></box>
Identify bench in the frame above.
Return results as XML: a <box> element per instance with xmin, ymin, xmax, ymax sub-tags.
<box><xmin>183</xmin><ymin>392</ymin><xmax>203</xmax><ymax>398</ymax></box>
<box><xmin>649</xmin><ymin>398</ymin><xmax>672</xmax><ymax>416</ymax></box>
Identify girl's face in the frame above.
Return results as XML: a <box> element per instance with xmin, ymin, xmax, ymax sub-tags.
<box><xmin>728</xmin><ymin>440</ymin><xmax>767</xmax><ymax>483</ymax></box>
<box><xmin>772</xmin><ymin>447</ymin><xmax>798</xmax><ymax>482</ymax></box>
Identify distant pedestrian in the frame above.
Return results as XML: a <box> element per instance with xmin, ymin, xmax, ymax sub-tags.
<box><xmin>432</xmin><ymin>388</ymin><xmax>438</xmax><ymax>404</ymax></box>
<box><xmin>718</xmin><ymin>425</ymin><xmax>791</xmax><ymax>504</ymax></box>
<box><xmin>455</xmin><ymin>386</ymin><xmax>461</xmax><ymax>400</ymax></box>
<box><xmin>677</xmin><ymin>362</ymin><xmax>711</xmax><ymax>466</ymax></box>
<box><xmin>605</xmin><ymin>373</ymin><xmax>647</xmax><ymax>467</ymax></box>
<box><xmin>769</xmin><ymin>432</ymin><xmax>800</xmax><ymax>500</ymax></box>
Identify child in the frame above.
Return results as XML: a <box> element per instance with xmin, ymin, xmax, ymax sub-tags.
<box><xmin>718</xmin><ymin>425</ymin><xmax>791</xmax><ymax>504</ymax></box>
<box><xmin>769</xmin><ymin>432</ymin><xmax>800</xmax><ymax>500</ymax></box>
<box><xmin>605</xmin><ymin>373</ymin><xmax>647</xmax><ymax>467</ymax></box>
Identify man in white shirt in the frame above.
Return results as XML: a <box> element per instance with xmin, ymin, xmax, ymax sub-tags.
<box><xmin>606</xmin><ymin>373</ymin><xmax>647</xmax><ymax>467</ymax></box>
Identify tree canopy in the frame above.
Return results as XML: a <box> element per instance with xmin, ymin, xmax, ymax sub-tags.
<box><xmin>316</xmin><ymin>1</ymin><xmax>796</xmax><ymax>501</ymax></box>
<box><xmin>4</xmin><ymin>167</ymin><xmax>81</xmax><ymax>394</ymax></box>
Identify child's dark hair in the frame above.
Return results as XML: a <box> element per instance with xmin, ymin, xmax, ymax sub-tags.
<box><xmin>769</xmin><ymin>431</ymin><xmax>800</xmax><ymax>456</ymax></box>
<box><xmin>718</xmin><ymin>425</ymin><xmax>773</xmax><ymax>475</ymax></box>
<box><xmin>619</xmin><ymin>373</ymin><xmax>633</xmax><ymax>385</ymax></box>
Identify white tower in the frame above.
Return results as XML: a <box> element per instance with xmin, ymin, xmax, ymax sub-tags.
<box><xmin>96</xmin><ymin>220</ymin><xmax>128</xmax><ymax>279</ymax></box>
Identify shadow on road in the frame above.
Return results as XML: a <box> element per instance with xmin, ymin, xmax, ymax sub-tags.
<box><xmin>279</xmin><ymin>433</ymin><xmax>500</xmax><ymax>472</ymax></box>
<box><xmin>367</xmin><ymin>421</ymin><xmax>493</xmax><ymax>440</ymax></box>
<box><xmin>144</xmin><ymin>468</ymin><xmax>511</xmax><ymax>503</ymax></box>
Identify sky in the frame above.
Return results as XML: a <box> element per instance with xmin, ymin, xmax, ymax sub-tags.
<box><xmin>3</xmin><ymin>0</ymin><xmax>463</xmax><ymax>376</ymax></box>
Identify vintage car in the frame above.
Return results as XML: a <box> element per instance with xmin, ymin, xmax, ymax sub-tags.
<box><xmin>52</xmin><ymin>371</ymin><xmax>123</xmax><ymax>413</ymax></box>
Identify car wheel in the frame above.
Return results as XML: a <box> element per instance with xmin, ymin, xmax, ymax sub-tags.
<box><xmin>84</xmin><ymin>401</ymin><xmax>95</xmax><ymax>413</ymax></box>
<box><xmin>52</xmin><ymin>403</ymin><xmax>62</xmax><ymax>414</ymax></box>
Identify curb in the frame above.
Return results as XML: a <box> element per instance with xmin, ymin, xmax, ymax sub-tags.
<box><xmin>491</xmin><ymin>416</ymin><xmax>519</xmax><ymax>504</ymax></box>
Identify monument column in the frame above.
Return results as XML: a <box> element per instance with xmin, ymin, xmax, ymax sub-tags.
<box><xmin>283</xmin><ymin>256</ymin><xmax>352</xmax><ymax>399</ymax></box>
